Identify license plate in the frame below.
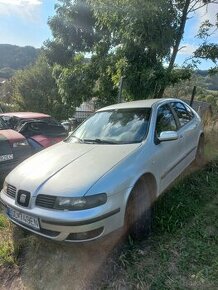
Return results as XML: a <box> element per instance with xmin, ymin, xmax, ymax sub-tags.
<box><xmin>7</xmin><ymin>207</ymin><xmax>40</xmax><ymax>230</ymax></box>
<box><xmin>0</xmin><ymin>154</ymin><xmax>13</xmax><ymax>162</ymax></box>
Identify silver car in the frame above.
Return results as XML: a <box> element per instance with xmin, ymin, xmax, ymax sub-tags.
<box><xmin>0</xmin><ymin>99</ymin><xmax>204</xmax><ymax>242</ymax></box>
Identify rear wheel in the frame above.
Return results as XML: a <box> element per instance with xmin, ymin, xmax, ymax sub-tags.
<box><xmin>194</xmin><ymin>135</ymin><xmax>205</xmax><ymax>167</ymax></box>
<box><xmin>124</xmin><ymin>180</ymin><xmax>152</xmax><ymax>240</ymax></box>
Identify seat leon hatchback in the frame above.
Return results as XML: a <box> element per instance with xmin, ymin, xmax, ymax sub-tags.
<box><xmin>0</xmin><ymin>99</ymin><xmax>204</xmax><ymax>242</ymax></box>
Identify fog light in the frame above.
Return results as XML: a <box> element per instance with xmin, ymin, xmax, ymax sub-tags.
<box><xmin>66</xmin><ymin>227</ymin><xmax>104</xmax><ymax>241</ymax></box>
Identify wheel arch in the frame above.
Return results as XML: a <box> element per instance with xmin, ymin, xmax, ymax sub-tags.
<box><xmin>126</xmin><ymin>172</ymin><xmax>157</xmax><ymax>206</ymax></box>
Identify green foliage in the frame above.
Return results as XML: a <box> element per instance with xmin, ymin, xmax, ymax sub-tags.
<box><xmin>194</xmin><ymin>14</ymin><xmax>218</xmax><ymax>68</ymax></box>
<box><xmin>7</xmin><ymin>55</ymin><xmax>68</xmax><ymax>120</ymax></box>
<box><xmin>92</xmin><ymin>0</ymin><xmax>184</xmax><ymax>100</ymax></box>
<box><xmin>53</xmin><ymin>54</ymin><xmax>94</xmax><ymax>109</ymax></box>
<box><xmin>46</xmin><ymin>0</ymin><xmax>194</xmax><ymax>105</ymax></box>
<box><xmin>45</xmin><ymin>0</ymin><xmax>97</xmax><ymax>65</ymax></box>
<box><xmin>195</xmin><ymin>43</ymin><xmax>218</xmax><ymax>63</ymax></box>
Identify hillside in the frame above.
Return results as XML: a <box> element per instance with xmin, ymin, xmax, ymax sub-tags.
<box><xmin>196</xmin><ymin>70</ymin><xmax>218</xmax><ymax>91</ymax></box>
<box><xmin>0</xmin><ymin>44</ymin><xmax>40</xmax><ymax>78</ymax></box>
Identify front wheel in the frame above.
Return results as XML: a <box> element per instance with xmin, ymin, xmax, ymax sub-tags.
<box><xmin>124</xmin><ymin>180</ymin><xmax>152</xmax><ymax>240</ymax></box>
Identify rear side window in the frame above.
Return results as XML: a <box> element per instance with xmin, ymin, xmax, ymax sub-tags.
<box><xmin>171</xmin><ymin>102</ymin><xmax>193</xmax><ymax>126</ymax></box>
<box><xmin>156</xmin><ymin>105</ymin><xmax>177</xmax><ymax>137</ymax></box>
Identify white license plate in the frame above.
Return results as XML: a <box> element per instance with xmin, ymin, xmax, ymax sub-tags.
<box><xmin>0</xmin><ymin>154</ymin><xmax>13</xmax><ymax>162</ymax></box>
<box><xmin>7</xmin><ymin>207</ymin><xmax>40</xmax><ymax>230</ymax></box>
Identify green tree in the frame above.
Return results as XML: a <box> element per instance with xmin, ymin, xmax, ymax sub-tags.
<box><xmin>194</xmin><ymin>17</ymin><xmax>218</xmax><ymax>73</ymax></box>
<box><xmin>45</xmin><ymin>0</ymin><xmax>217</xmax><ymax>107</ymax></box>
<box><xmin>53</xmin><ymin>54</ymin><xmax>95</xmax><ymax>108</ymax></box>
<box><xmin>46</xmin><ymin>0</ymin><xmax>179</xmax><ymax>104</ymax></box>
<box><xmin>8</xmin><ymin>56</ymin><xmax>68</xmax><ymax>119</ymax></box>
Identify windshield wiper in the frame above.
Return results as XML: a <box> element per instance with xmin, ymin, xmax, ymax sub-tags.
<box><xmin>83</xmin><ymin>138</ymin><xmax>117</xmax><ymax>144</ymax></box>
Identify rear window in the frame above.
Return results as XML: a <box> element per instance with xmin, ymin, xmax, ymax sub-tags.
<box><xmin>1</xmin><ymin>115</ymin><xmax>60</xmax><ymax>131</ymax></box>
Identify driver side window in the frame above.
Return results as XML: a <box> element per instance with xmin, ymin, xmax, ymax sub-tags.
<box><xmin>156</xmin><ymin>105</ymin><xmax>177</xmax><ymax>137</ymax></box>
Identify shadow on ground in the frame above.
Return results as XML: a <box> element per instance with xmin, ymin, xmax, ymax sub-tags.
<box><xmin>20</xmin><ymin>232</ymin><xmax>123</xmax><ymax>290</ymax></box>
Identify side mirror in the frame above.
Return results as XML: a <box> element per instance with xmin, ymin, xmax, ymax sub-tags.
<box><xmin>159</xmin><ymin>131</ymin><xmax>178</xmax><ymax>142</ymax></box>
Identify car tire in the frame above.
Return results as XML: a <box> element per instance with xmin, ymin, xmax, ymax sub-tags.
<box><xmin>194</xmin><ymin>135</ymin><xmax>205</xmax><ymax>167</ymax></box>
<box><xmin>124</xmin><ymin>179</ymin><xmax>152</xmax><ymax>240</ymax></box>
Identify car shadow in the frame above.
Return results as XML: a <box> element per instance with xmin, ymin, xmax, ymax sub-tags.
<box><xmin>12</xmin><ymin>228</ymin><xmax>125</xmax><ymax>290</ymax></box>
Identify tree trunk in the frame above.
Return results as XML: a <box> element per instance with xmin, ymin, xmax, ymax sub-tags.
<box><xmin>157</xmin><ymin>0</ymin><xmax>191</xmax><ymax>98</ymax></box>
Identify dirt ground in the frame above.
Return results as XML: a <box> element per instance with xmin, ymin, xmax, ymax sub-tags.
<box><xmin>0</xmin><ymin>223</ymin><xmax>125</xmax><ymax>290</ymax></box>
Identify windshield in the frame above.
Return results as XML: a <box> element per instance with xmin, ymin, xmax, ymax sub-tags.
<box><xmin>66</xmin><ymin>108</ymin><xmax>151</xmax><ymax>144</ymax></box>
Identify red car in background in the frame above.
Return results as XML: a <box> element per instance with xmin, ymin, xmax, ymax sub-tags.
<box><xmin>0</xmin><ymin>112</ymin><xmax>67</xmax><ymax>178</ymax></box>
<box><xmin>0</xmin><ymin>112</ymin><xmax>67</xmax><ymax>148</ymax></box>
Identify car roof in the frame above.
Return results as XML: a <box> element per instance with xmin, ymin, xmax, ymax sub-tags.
<box><xmin>97</xmin><ymin>98</ymin><xmax>181</xmax><ymax>111</ymax></box>
<box><xmin>0</xmin><ymin>112</ymin><xmax>50</xmax><ymax>119</ymax></box>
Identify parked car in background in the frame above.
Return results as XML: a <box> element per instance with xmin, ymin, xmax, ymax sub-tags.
<box><xmin>0</xmin><ymin>112</ymin><xmax>67</xmax><ymax>178</ymax></box>
<box><xmin>0</xmin><ymin>112</ymin><xmax>67</xmax><ymax>148</ymax></box>
<box><xmin>0</xmin><ymin>117</ymin><xmax>32</xmax><ymax>179</ymax></box>
<box><xmin>0</xmin><ymin>99</ymin><xmax>204</xmax><ymax>242</ymax></box>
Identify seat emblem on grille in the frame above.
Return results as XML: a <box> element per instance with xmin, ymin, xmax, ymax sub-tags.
<box><xmin>20</xmin><ymin>193</ymin><xmax>27</xmax><ymax>204</ymax></box>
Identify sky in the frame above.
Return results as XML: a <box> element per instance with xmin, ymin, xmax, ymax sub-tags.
<box><xmin>0</xmin><ymin>0</ymin><xmax>217</xmax><ymax>70</ymax></box>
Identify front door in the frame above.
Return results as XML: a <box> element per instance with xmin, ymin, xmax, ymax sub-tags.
<box><xmin>153</xmin><ymin>104</ymin><xmax>183</xmax><ymax>193</ymax></box>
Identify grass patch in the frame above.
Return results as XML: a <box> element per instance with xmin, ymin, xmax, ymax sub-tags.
<box><xmin>105</xmin><ymin>161</ymin><xmax>218</xmax><ymax>289</ymax></box>
<box><xmin>0</xmin><ymin>214</ymin><xmax>17</xmax><ymax>265</ymax></box>
<box><xmin>0</xmin><ymin>209</ymin><xmax>27</xmax><ymax>266</ymax></box>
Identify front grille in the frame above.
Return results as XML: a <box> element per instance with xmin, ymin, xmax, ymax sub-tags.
<box><xmin>36</xmin><ymin>194</ymin><xmax>57</xmax><ymax>209</ymax></box>
<box><xmin>6</xmin><ymin>184</ymin><xmax>16</xmax><ymax>199</ymax></box>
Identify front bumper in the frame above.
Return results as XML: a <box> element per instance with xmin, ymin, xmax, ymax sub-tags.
<box><xmin>0</xmin><ymin>189</ymin><xmax>124</xmax><ymax>242</ymax></box>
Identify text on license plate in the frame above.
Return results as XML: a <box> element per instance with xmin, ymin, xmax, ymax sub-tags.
<box><xmin>7</xmin><ymin>208</ymin><xmax>40</xmax><ymax>230</ymax></box>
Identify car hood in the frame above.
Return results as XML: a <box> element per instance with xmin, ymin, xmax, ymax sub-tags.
<box><xmin>6</xmin><ymin>141</ymin><xmax>141</xmax><ymax>197</ymax></box>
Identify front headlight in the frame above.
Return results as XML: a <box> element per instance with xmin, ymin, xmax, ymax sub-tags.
<box><xmin>54</xmin><ymin>193</ymin><xmax>107</xmax><ymax>210</ymax></box>
<box><xmin>13</xmin><ymin>140</ymin><xmax>29</xmax><ymax>148</ymax></box>
<box><xmin>3</xmin><ymin>181</ymin><xmax>8</xmax><ymax>193</ymax></box>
